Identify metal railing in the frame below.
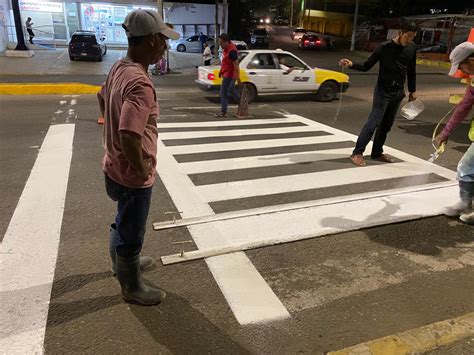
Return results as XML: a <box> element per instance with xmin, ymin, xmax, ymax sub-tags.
<box><xmin>6</xmin><ymin>24</ymin><xmax>70</xmax><ymax>50</ymax></box>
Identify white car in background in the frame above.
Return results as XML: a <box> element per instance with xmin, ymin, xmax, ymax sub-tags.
<box><xmin>196</xmin><ymin>49</ymin><xmax>349</xmax><ymax>103</ymax></box>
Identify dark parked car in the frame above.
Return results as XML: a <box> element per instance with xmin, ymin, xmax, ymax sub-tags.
<box><xmin>299</xmin><ymin>34</ymin><xmax>322</xmax><ymax>50</ymax></box>
<box><xmin>68</xmin><ymin>31</ymin><xmax>107</xmax><ymax>62</ymax></box>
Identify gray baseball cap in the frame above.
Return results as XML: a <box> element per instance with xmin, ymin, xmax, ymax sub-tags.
<box><xmin>449</xmin><ymin>41</ymin><xmax>474</xmax><ymax>76</ymax></box>
<box><xmin>122</xmin><ymin>9</ymin><xmax>179</xmax><ymax>40</ymax></box>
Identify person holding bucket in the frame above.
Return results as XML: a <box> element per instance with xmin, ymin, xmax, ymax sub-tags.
<box><xmin>339</xmin><ymin>21</ymin><xmax>419</xmax><ymax>167</ymax></box>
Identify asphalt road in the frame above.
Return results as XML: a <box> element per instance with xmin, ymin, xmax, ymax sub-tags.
<box><xmin>1</xmin><ymin>26</ymin><xmax>473</xmax><ymax>355</ymax></box>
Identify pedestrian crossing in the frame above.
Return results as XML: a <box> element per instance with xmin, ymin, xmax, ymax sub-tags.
<box><xmin>0</xmin><ymin>111</ymin><xmax>464</xmax><ymax>353</ymax></box>
<box><xmin>156</xmin><ymin>113</ymin><xmax>459</xmax><ymax>325</ymax></box>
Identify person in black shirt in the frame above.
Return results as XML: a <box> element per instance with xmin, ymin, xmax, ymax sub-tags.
<box><xmin>340</xmin><ymin>22</ymin><xmax>418</xmax><ymax>167</ymax></box>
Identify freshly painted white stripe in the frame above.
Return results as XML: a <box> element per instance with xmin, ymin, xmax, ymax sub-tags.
<box><xmin>0</xmin><ymin>124</ymin><xmax>75</xmax><ymax>354</ymax></box>
<box><xmin>161</xmin><ymin>184</ymin><xmax>459</xmax><ymax>264</ymax></box>
<box><xmin>159</xmin><ymin>125</ymin><xmax>320</xmax><ymax>140</ymax></box>
<box><xmin>287</xmin><ymin>114</ymin><xmax>457</xmax><ymax>180</ymax></box>
<box><xmin>157</xmin><ymin>117</ymin><xmax>298</xmax><ymax>128</ymax></box>
<box><xmin>197</xmin><ymin>161</ymin><xmax>444</xmax><ymax>202</ymax></box>
<box><xmin>181</xmin><ymin>148</ymin><xmax>354</xmax><ymax>174</ymax></box>
<box><xmin>154</xmin><ymin>181</ymin><xmax>457</xmax><ymax>231</ymax></box>
<box><xmin>163</xmin><ymin>134</ymin><xmax>346</xmax><ymax>154</ymax></box>
<box><xmin>156</xmin><ymin>140</ymin><xmax>290</xmax><ymax>324</ymax></box>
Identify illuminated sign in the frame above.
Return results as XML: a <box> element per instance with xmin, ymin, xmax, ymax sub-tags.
<box><xmin>19</xmin><ymin>1</ymin><xmax>63</xmax><ymax>13</ymax></box>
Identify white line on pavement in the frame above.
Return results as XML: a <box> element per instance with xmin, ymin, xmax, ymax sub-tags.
<box><xmin>157</xmin><ymin>117</ymin><xmax>294</xmax><ymax>128</ymax></box>
<box><xmin>1</xmin><ymin>124</ymin><xmax>75</xmax><ymax>354</ymax></box>
<box><xmin>162</xmin><ymin>184</ymin><xmax>459</xmax><ymax>264</ymax></box>
<box><xmin>156</xmin><ymin>140</ymin><xmax>290</xmax><ymax>325</ymax></box>
<box><xmin>159</xmin><ymin>125</ymin><xmax>320</xmax><ymax>140</ymax></box>
<box><xmin>164</xmin><ymin>135</ymin><xmax>347</xmax><ymax>154</ymax></box>
<box><xmin>197</xmin><ymin>161</ymin><xmax>445</xmax><ymax>202</ymax></box>
<box><xmin>180</xmin><ymin>148</ymin><xmax>354</xmax><ymax>174</ymax></box>
<box><xmin>288</xmin><ymin>114</ymin><xmax>456</xmax><ymax>180</ymax></box>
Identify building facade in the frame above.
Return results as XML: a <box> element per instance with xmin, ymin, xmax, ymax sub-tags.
<box><xmin>0</xmin><ymin>0</ymin><xmax>226</xmax><ymax>49</ymax></box>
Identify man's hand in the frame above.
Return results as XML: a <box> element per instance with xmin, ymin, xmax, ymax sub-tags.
<box><xmin>434</xmin><ymin>133</ymin><xmax>447</xmax><ymax>148</ymax></box>
<box><xmin>236</xmin><ymin>78</ymin><xmax>242</xmax><ymax>86</ymax></box>
<box><xmin>408</xmin><ymin>92</ymin><xmax>417</xmax><ymax>101</ymax></box>
<box><xmin>339</xmin><ymin>58</ymin><xmax>353</xmax><ymax>68</ymax></box>
<box><xmin>137</xmin><ymin>158</ymin><xmax>153</xmax><ymax>181</ymax></box>
<box><xmin>218</xmin><ymin>70</ymin><xmax>222</xmax><ymax>78</ymax></box>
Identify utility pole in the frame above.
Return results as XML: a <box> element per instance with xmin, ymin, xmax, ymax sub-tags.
<box><xmin>11</xmin><ymin>0</ymin><xmax>27</xmax><ymax>50</ymax></box>
<box><xmin>306</xmin><ymin>0</ymin><xmax>311</xmax><ymax>30</ymax></box>
<box><xmin>290</xmin><ymin>0</ymin><xmax>294</xmax><ymax>27</ymax></box>
<box><xmin>222</xmin><ymin>0</ymin><xmax>227</xmax><ymax>34</ymax></box>
<box><xmin>350</xmin><ymin>0</ymin><xmax>360</xmax><ymax>51</ymax></box>
<box><xmin>215</xmin><ymin>0</ymin><xmax>219</xmax><ymax>59</ymax></box>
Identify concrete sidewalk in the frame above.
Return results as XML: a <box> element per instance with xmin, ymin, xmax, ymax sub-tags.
<box><xmin>0</xmin><ymin>48</ymin><xmax>202</xmax><ymax>76</ymax></box>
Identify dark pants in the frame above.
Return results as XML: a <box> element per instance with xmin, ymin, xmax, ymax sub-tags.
<box><xmin>105</xmin><ymin>175</ymin><xmax>153</xmax><ymax>258</ymax></box>
<box><xmin>204</xmin><ymin>59</ymin><xmax>211</xmax><ymax>66</ymax></box>
<box><xmin>353</xmin><ymin>87</ymin><xmax>402</xmax><ymax>157</ymax></box>
<box><xmin>27</xmin><ymin>29</ymin><xmax>34</xmax><ymax>43</ymax></box>
<box><xmin>220</xmin><ymin>77</ymin><xmax>240</xmax><ymax>114</ymax></box>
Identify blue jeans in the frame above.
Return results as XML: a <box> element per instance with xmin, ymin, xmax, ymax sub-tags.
<box><xmin>220</xmin><ymin>77</ymin><xmax>240</xmax><ymax>114</ymax></box>
<box><xmin>105</xmin><ymin>175</ymin><xmax>153</xmax><ymax>258</ymax></box>
<box><xmin>458</xmin><ymin>143</ymin><xmax>474</xmax><ymax>183</ymax></box>
<box><xmin>353</xmin><ymin>87</ymin><xmax>402</xmax><ymax>157</ymax></box>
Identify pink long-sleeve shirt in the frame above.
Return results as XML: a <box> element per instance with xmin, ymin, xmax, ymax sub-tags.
<box><xmin>440</xmin><ymin>84</ymin><xmax>473</xmax><ymax>140</ymax></box>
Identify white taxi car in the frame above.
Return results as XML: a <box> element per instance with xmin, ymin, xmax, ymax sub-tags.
<box><xmin>196</xmin><ymin>49</ymin><xmax>349</xmax><ymax>102</ymax></box>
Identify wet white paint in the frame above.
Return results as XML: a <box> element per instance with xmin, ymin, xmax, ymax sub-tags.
<box><xmin>0</xmin><ymin>124</ymin><xmax>75</xmax><ymax>353</ymax></box>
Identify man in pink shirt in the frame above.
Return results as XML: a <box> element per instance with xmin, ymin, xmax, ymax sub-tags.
<box><xmin>98</xmin><ymin>9</ymin><xmax>179</xmax><ymax>306</ymax></box>
<box><xmin>435</xmin><ymin>42</ymin><xmax>474</xmax><ymax>224</ymax></box>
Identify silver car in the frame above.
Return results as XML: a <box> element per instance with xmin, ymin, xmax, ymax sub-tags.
<box><xmin>170</xmin><ymin>35</ymin><xmax>216</xmax><ymax>53</ymax></box>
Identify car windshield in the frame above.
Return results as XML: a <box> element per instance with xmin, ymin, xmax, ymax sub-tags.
<box><xmin>304</xmin><ymin>35</ymin><xmax>319</xmax><ymax>41</ymax></box>
<box><xmin>254</xmin><ymin>29</ymin><xmax>267</xmax><ymax>35</ymax></box>
<box><xmin>295</xmin><ymin>28</ymin><xmax>306</xmax><ymax>33</ymax></box>
<box><xmin>238</xmin><ymin>51</ymin><xmax>249</xmax><ymax>62</ymax></box>
<box><xmin>71</xmin><ymin>34</ymin><xmax>96</xmax><ymax>44</ymax></box>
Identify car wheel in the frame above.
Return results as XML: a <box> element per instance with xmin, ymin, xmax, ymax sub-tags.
<box><xmin>239</xmin><ymin>83</ymin><xmax>257</xmax><ymax>103</ymax></box>
<box><xmin>97</xmin><ymin>55</ymin><xmax>103</xmax><ymax>62</ymax></box>
<box><xmin>103</xmin><ymin>46</ymin><xmax>107</xmax><ymax>55</ymax></box>
<box><xmin>177</xmin><ymin>44</ymin><xmax>186</xmax><ymax>52</ymax></box>
<box><xmin>69</xmin><ymin>55</ymin><xmax>75</xmax><ymax>61</ymax></box>
<box><xmin>316</xmin><ymin>81</ymin><xmax>338</xmax><ymax>102</ymax></box>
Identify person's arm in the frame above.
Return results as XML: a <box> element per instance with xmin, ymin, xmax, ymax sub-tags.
<box><xmin>280</xmin><ymin>63</ymin><xmax>294</xmax><ymax>74</ymax></box>
<box><xmin>229</xmin><ymin>50</ymin><xmax>240</xmax><ymax>83</ymax></box>
<box><xmin>407</xmin><ymin>45</ymin><xmax>417</xmax><ymax>101</ymax></box>
<box><xmin>435</xmin><ymin>86</ymin><xmax>474</xmax><ymax>146</ymax></box>
<box><xmin>119</xmin><ymin>131</ymin><xmax>151</xmax><ymax>180</ymax></box>
<box><xmin>119</xmin><ymin>82</ymin><xmax>155</xmax><ymax>180</ymax></box>
<box><xmin>97</xmin><ymin>85</ymin><xmax>105</xmax><ymax>117</ymax></box>
<box><xmin>340</xmin><ymin>44</ymin><xmax>383</xmax><ymax>72</ymax></box>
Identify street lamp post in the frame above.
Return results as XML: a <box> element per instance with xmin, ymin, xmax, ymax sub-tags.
<box><xmin>12</xmin><ymin>0</ymin><xmax>27</xmax><ymax>50</ymax></box>
<box><xmin>290</xmin><ymin>0</ymin><xmax>294</xmax><ymax>27</ymax></box>
<box><xmin>350</xmin><ymin>0</ymin><xmax>360</xmax><ymax>51</ymax></box>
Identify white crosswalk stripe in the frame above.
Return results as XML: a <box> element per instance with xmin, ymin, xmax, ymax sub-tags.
<box><xmin>156</xmin><ymin>113</ymin><xmax>458</xmax><ymax>325</ymax></box>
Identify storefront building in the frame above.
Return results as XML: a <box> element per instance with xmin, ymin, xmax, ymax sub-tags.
<box><xmin>2</xmin><ymin>0</ymin><xmax>225</xmax><ymax>48</ymax></box>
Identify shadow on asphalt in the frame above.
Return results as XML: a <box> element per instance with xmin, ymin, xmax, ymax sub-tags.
<box><xmin>203</xmin><ymin>94</ymin><xmax>366</xmax><ymax>105</ymax></box>
<box><xmin>397</xmin><ymin>119</ymin><xmax>471</xmax><ymax>146</ymax></box>
<box><xmin>130</xmin><ymin>291</ymin><xmax>252</xmax><ymax>354</ymax></box>
<box><xmin>321</xmin><ymin>208</ymin><xmax>474</xmax><ymax>256</ymax></box>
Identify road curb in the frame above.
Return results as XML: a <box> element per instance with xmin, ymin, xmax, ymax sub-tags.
<box><xmin>328</xmin><ymin>312</ymin><xmax>474</xmax><ymax>355</ymax></box>
<box><xmin>0</xmin><ymin>83</ymin><xmax>101</xmax><ymax>95</ymax></box>
<box><xmin>416</xmin><ymin>59</ymin><xmax>451</xmax><ymax>69</ymax></box>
